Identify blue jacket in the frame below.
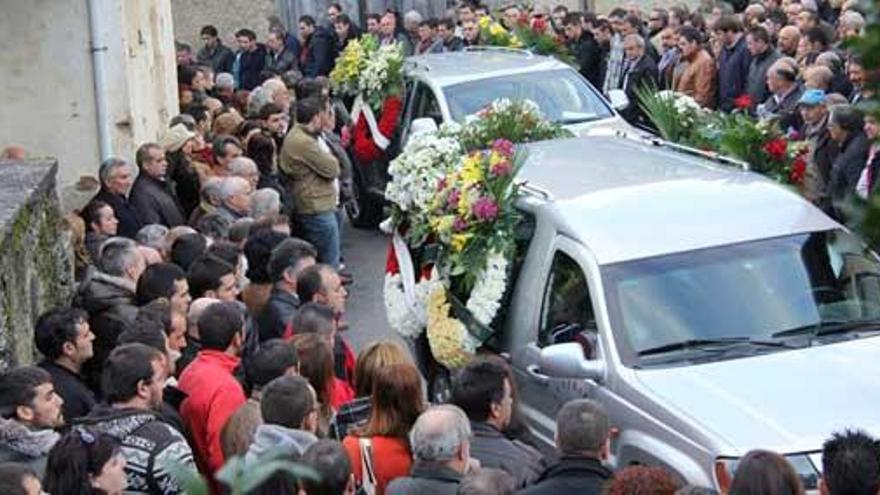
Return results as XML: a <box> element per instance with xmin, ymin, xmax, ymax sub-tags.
<box><xmin>718</xmin><ymin>35</ymin><xmax>752</xmax><ymax>112</ymax></box>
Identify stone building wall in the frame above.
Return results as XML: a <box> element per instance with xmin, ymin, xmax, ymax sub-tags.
<box><xmin>171</xmin><ymin>0</ymin><xmax>279</xmax><ymax>56</ymax></box>
<box><xmin>0</xmin><ymin>161</ymin><xmax>74</xmax><ymax>370</ymax></box>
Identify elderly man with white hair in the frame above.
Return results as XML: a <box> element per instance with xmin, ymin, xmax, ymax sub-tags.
<box><xmin>386</xmin><ymin>405</ymin><xmax>475</xmax><ymax>494</ymax></box>
<box><xmin>215</xmin><ymin>177</ymin><xmax>253</xmax><ymax>224</ymax></box>
<box><xmin>250</xmin><ymin>188</ymin><xmax>281</xmax><ymax>221</ymax></box>
<box><xmin>226</xmin><ymin>156</ymin><xmax>260</xmax><ymax>191</ymax></box>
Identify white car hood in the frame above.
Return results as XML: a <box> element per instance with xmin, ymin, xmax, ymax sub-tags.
<box><xmin>634</xmin><ymin>335</ymin><xmax>880</xmax><ymax>455</ymax></box>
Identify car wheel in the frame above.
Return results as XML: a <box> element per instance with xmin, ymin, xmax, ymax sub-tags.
<box><xmin>346</xmin><ymin>167</ymin><xmax>383</xmax><ymax>229</ymax></box>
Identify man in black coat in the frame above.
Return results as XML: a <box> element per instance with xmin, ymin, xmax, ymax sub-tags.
<box><xmin>299</xmin><ymin>16</ymin><xmax>336</xmax><ymax>77</ymax></box>
<box><xmin>91</xmin><ymin>157</ymin><xmax>142</xmax><ymax>238</ymax></box>
<box><xmin>34</xmin><ymin>308</ymin><xmax>96</xmax><ymax>423</ymax></box>
<box><xmin>266</xmin><ymin>28</ymin><xmax>298</xmax><ymax>75</ymax></box>
<box><xmin>233</xmin><ymin>29</ymin><xmax>267</xmax><ymax>91</ymax></box>
<box><xmin>563</xmin><ymin>13</ymin><xmax>604</xmax><ymax>89</ymax></box>
<box><xmin>619</xmin><ymin>34</ymin><xmax>659</xmax><ymax>126</ymax></box>
<box><xmin>519</xmin><ymin>399</ymin><xmax>612</xmax><ymax>495</ymax></box>
<box><xmin>257</xmin><ymin>238</ymin><xmax>317</xmax><ymax>342</ymax></box>
<box><xmin>129</xmin><ymin>143</ymin><xmax>185</xmax><ymax>227</ymax></box>
<box><xmin>828</xmin><ymin>104</ymin><xmax>870</xmax><ymax>222</ymax></box>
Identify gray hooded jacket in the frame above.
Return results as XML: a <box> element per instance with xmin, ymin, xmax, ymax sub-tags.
<box><xmin>244</xmin><ymin>424</ymin><xmax>318</xmax><ymax>465</ymax></box>
<box><xmin>0</xmin><ymin>417</ymin><xmax>60</xmax><ymax>478</ymax></box>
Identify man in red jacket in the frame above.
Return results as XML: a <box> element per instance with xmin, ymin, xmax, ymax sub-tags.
<box><xmin>178</xmin><ymin>301</ymin><xmax>247</xmax><ymax>479</ymax></box>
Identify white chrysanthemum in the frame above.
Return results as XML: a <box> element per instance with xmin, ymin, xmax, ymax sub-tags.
<box><xmin>384</xmin><ymin>269</ymin><xmax>442</xmax><ymax>339</ymax></box>
<box><xmin>466</xmin><ymin>251</ymin><xmax>509</xmax><ymax>326</ymax></box>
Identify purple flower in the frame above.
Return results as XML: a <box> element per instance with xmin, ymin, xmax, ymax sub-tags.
<box><xmin>436</xmin><ymin>177</ymin><xmax>447</xmax><ymax>192</ymax></box>
<box><xmin>491</xmin><ymin>139</ymin><xmax>515</xmax><ymax>157</ymax></box>
<box><xmin>490</xmin><ymin>161</ymin><xmax>512</xmax><ymax>177</ymax></box>
<box><xmin>447</xmin><ymin>189</ymin><xmax>461</xmax><ymax>209</ymax></box>
<box><xmin>453</xmin><ymin>217</ymin><xmax>469</xmax><ymax>231</ymax></box>
<box><xmin>472</xmin><ymin>196</ymin><xmax>499</xmax><ymax>221</ymax></box>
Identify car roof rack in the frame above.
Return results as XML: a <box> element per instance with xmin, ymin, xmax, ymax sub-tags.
<box><xmin>641</xmin><ymin>134</ymin><xmax>751</xmax><ymax>171</ymax></box>
<box><xmin>462</xmin><ymin>45</ymin><xmax>535</xmax><ymax>57</ymax></box>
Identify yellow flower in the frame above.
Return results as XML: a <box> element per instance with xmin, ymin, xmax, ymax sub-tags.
<box><xmin>478</xmin><ymin>15</ymin><xmax>491</xmax><ymax>28</ymax></box>
<box><xmin>510</xmin><ymin>35</ymin><xmax>523</xmax><ymax>48</ymax></box>
<box><xmin>489</xmin><ymin>23</ymin><xmax>506</xmax><ymax>36</ymax></box>
<box><xmin>451</xmin><ymin>233</ymin><xmax>472</xmax><ymax>252</ymax></box>
<box><xmin>426</xmin><ymin>287</ymin><xmax>473</xmax><ymax>369</ymax></box>
<box><xmin>456</xmin><ymin>190</ymin><xmax>470</xmax><ymax>217</ymax></box>
<box><xmin>430</xmin><ymin>215</ymin><xmax>455</xmax><ymax>235</ymax></box>
<box><xmin>460</xmin><ymin>153</ymin><xmax>484</xmax><ymax>186</ymax></box>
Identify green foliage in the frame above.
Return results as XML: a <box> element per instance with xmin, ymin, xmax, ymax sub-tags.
<box><xmin>458</xmin><ymin>100</ymin><xmax>570</xmax><ymax>152</ymax></box>
<box><xmin>164</xmin><ymin>450</ymin><xmax>319</xmax><ymax>495</ymax></box>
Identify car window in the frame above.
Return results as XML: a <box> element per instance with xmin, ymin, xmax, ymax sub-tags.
<box><xmin>603</xmin><ymin>229</ymin><xmax>880</xmax><ymax>367</ymax></box>
<box><xmin>444</xmin><ymin>68</ymin><xmax>612</xmax><ymax>123</ymax></box>
<box><xmin>539</xmin><ymin>251</ymin><xmax>596</xmax><ymax>350</ymax></box>
<box><xmin>413</xmin><ymin>82</ymin><xmax>442</xmax><ymax>124</ymax></box>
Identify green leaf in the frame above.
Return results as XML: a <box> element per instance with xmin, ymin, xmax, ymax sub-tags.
<box><xmin>161</xmin><ymin>459</ymin><xmax>209</xmax><ymax>495</ymax></box>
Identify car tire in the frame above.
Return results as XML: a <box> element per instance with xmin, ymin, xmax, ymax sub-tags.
<box><xmin>346</xmin><ymin>169</ymin><xmax>383</xmax><ymax>229</ymax></box>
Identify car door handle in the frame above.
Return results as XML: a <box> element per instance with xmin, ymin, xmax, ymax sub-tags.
<box><xmin>526</xmin><ymin>365</ymin><xmax>550</xmax><ymax>385</ymax></box>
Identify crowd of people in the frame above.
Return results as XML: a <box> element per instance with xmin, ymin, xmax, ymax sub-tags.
<box><xmin>0</xmin><ymin>0</ymin><xmax>878</xmax><ymax>494</ymax></box>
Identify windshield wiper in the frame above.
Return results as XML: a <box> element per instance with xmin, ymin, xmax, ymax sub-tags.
<box><xmin>637</xmin><ymin>337</ymin><xmax>791</xmax><ymax>357</ymax></box>
<box><xmin>556</xmin><ymin>115</ymin><xmax>600</xmax><ymax>125</ymax></box>
<box><xmin>772</xmin><ymin>319</ymin><xmax>880</xmax><ymax>339</ymax></box>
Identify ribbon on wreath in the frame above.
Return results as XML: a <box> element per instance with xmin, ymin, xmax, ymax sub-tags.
<box><xmin>351</xmin><ymin>94</ymin><xmax>403</xmax><ymax>163</ymax></box>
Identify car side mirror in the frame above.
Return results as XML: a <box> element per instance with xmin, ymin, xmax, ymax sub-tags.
<box><xmin>607</xmin><ymin>89</ymin><xmax>630</xmax><ymax>112</ymax></box>
<box><xmin>540</xmin><ymin>342</ymin><xmax>605</xmax><ymax>383</ymax></box>
<box><xmin>409</xmin><ymin>117</ymin><xmax>439</xmax><ymax>136</ymax></box>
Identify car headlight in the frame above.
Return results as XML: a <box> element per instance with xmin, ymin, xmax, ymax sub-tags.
<box><xmin>715</xmin><ymin>454</ymin><xmax>820</xmax><ymax>492</ymax></box>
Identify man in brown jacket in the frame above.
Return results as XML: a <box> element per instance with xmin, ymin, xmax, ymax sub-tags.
<box><xmin>279</xmin><ymin>96</ymin><xmax>341</xmax><ymax>268</ymax></box>
<box><xmin>673</xmin><ymin>26</ymin><xmax>717</xmax><ymax>109</ymax></box>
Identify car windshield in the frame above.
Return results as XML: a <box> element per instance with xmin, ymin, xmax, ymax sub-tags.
<box><xmin>443</xmin><ymin>68</ymin><xmax>613</xmax><ymax>123</ymax></box>
<box><xmin>603</xmin><ymin>230</ymin><xmax>880</xmax><ymax>367</ymax></box>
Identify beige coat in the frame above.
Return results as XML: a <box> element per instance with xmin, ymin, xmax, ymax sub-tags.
<box><xmin>279</xmin><ymin>125</ymin><xmax>340</xmax><ymax>215</ymax></box>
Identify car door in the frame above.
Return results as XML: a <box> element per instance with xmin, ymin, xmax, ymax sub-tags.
<box><xmin>400</xmin><ymin>81</ymin><xmax>441</xmax><ymax>147</ymax></box>
<box><xmin>511</xmin><ymin>236</ymin><xmax>605</xmax><ymax>449</ymax></box>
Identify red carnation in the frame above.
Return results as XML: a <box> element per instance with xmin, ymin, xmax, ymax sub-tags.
<box><xmin>734</xmin><ymin>94</ymin><xmax>752</xmax><ymax>110</ymax></box>
<box><xmin>532</xmin><ymin>17</ymin><xmax>546</xmax><ymax>32</ymax></box>
<box><xmin>763</xmin><ymin>138</ymin><xmax>788</xmax><ymax>162</ymax></box>
<box><xmin>789</xmin><ymin>156</ymin><xmax>807</xmax><ymax>185</ymax></box>
<box><xmin>385</xmin><ymin>243</ymin><xmax>400</xmax><ymax>275</ymax></box>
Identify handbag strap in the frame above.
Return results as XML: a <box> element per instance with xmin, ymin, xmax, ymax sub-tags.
<box><xmin>359</xmin><ymin>437</ymin><xmax>377</xmax><ymax>495</ymax></box>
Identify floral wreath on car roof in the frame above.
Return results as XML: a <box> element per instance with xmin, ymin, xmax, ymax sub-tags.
<box><xmin>330</xmin><ymin>35</ymin><xmax>405</xmax><ymax>164</ymax></box>
<box><xmin>383</xmin><ymin>99</ymin><xmax>568</xmax><ymax>369</ymax></box>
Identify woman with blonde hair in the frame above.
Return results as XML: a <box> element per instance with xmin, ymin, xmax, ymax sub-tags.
<box><xmin>330</xmin><ymin>340</ymin><xmax>412</xmax><ymax>439</ymax></box>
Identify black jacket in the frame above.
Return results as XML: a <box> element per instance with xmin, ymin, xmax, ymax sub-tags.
<box><xmin>302</xmin><ymin>27</ymin><xmax>336</xmax><ymax>77</ymax></box>
<box><xmin>266</xmin><ymin>46</ymin><xmax>298</xmax><ymax>75</ymax></box>
<box><xmin>75</xmin><ymin>271</ymin><xmax>139</xmax><ymax>393</ymax></box>
<box><xmin>620</xmin><ymin>55</ymin><xmax>659</xmax><ymax>125</ymax></box>
<box><xmin>519</xmin><ymin>455</ymin><xmax>612</xmax><ymax>495</ymax></box>
<box><xmin>257</xmin><ymin>289</ymin><xmax>300</xmax><ymax>342</ymax></box>
<box><xmin>196</xmin><ymin>42</ymin><xmax>234</xmax><ymax>73</ymax></box>
<box><xmin>830</xmin><ymin>130</ymin><xmax>870</xmax><ymax>220</ymax></box>
<box><xmin>569</xmin><ymin>31</ymin><xmax>605</xmax><ymax>89</ymax></box>
<box><xmin>761</xmin><ymin>85</ymin><xmax>804</xmax><ymax>134</ymax></box>
<box><xmin>77</xmin><ymin>405</ymin><xmax>196</xmax><ymax>495</ymax></box>
<box><xmin>92</xmin><ymin>188</ymin><xmax>142</xmax><ymax>238</ymax></box>
<box><xmin>38</xmin><ymin>360</ymin><xmax>95</xmax><ymax>423</ymax></box>
<box><xmin>236</xmin><ymin>44</ymin><xmax>268</xmax><ymax>91</ymax></box>
<box><xmin>129</xmin><ymin>174</ymin><xmax>186</xmax><ymax>227</ymax></box>
<box><xmin>386</xmin><ymin>462</ymin><xmax>463</xmax><ymax>495</ymax></box>
<box><xmin>717</xmin><ymin>35</ymin><xmax>752</xmax><ymax>112</ymax></box>
<box><xmin>469</xmin><ymin>421</ymin><xmax>545</xmax><ymax>488</ymax></box>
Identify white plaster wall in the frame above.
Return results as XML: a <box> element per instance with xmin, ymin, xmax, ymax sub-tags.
<box><xmin>0</xmin><ymin>0</ymin><xmax>177</xmax><ymax>211</ymax></box>
<box><xmin>0</xmin><ymin>0</ymin><xmax>100</xmax><ymax>188</ymax></box>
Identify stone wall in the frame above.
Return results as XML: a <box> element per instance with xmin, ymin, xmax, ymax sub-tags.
<box><xmin>0</xmin><ymin>161</ymin><xmax>75</xmax><ymax>370</ymax></box>
<box><xmin>171</xmin><ymin>0</ymin><xmax>278</xmax><ymax>56</ymax></box>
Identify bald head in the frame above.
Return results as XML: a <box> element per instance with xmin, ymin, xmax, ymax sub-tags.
<box><xmin>409</xmin><ymin>405</ymin><xmax>471</xmax><ymax>472</ymax></box>
<box><xmin>187</xmin><ymin>297</ymin><xmax>220</xmax><ymax>339</ymax></box>
<box><xmin>777</xmin><ymin>25</ymin><xmax>800</xmax><ymax>55</ymax></box>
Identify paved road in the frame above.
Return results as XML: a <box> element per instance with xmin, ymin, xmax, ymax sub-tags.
<box><xmin>339</xmin><ymin>219</ymin><xmax>404</xmax><ymax>353</ymax></box>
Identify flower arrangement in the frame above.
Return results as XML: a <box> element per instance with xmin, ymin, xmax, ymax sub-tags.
<box><xmin>475</xmin><ymin>14</ymin><xmax>574</xmax><ymax>64</ymax></box>
<box><xmin>331</xmin><ymin>35</ymin><xmax>405</xmax><ymax>164</ymax></box>
<box><xmin>638</xmin><ymin>88</ymin><xmax>809</xmax><ymax>187</ymax></box>
<box><xmin>383</xmin><ymin>99</ymin><xmax>566</xmax><ymax>369</ymax></box>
